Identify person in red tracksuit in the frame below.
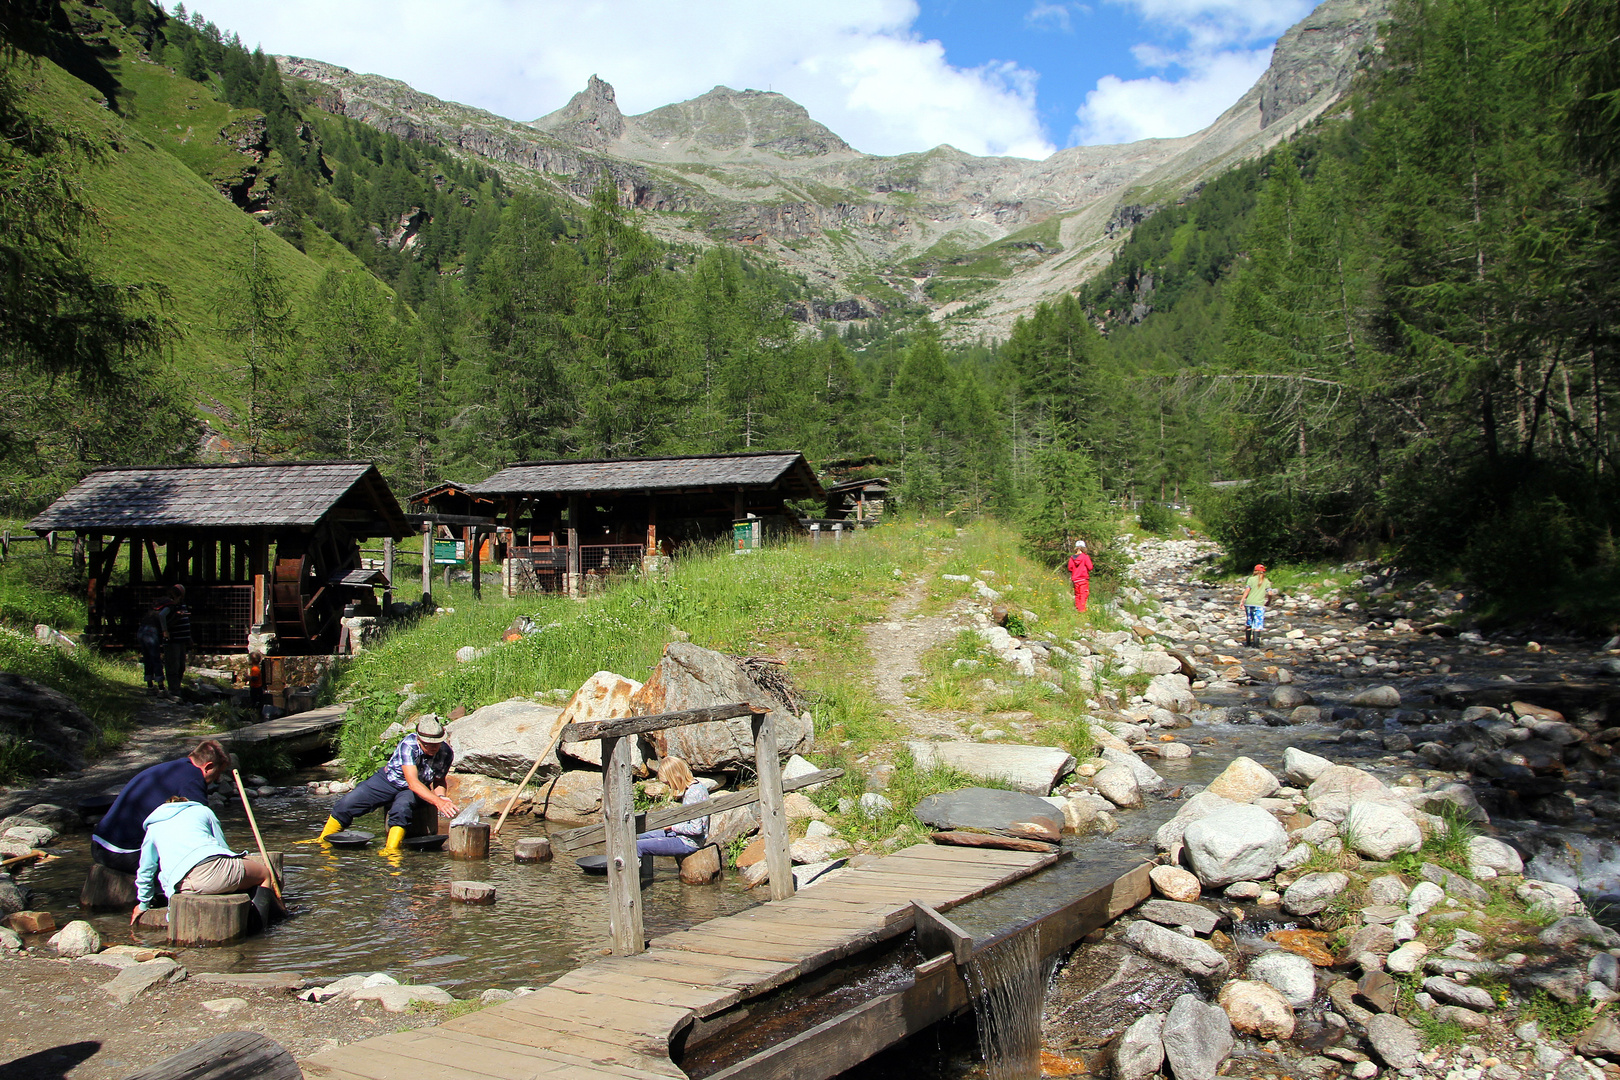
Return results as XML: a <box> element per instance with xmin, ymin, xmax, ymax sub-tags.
<box><xmin>1067</xmin><ymin>539</ymin><xmax>1093</xmax><ymax>613</ymax></box>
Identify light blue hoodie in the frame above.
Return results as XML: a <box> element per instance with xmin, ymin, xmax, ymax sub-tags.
<box><xmin>135</xmin><ymin>801</ymin><xmax>242</xmax><ymax>907</ymax></box>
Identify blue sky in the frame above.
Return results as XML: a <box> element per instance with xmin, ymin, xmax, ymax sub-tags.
<box><xmin>192</xmin><ymin>0</ymin><xmax>1316</xmax><ymax>158</ymax></box>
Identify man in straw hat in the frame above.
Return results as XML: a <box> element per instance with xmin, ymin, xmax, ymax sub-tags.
<box><xmin>311</xmin><ymin>716</ymin><xmax>457</xmax><ymax>853</ymax></box>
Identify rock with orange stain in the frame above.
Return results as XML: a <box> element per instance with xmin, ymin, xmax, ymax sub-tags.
<box><xmin>1266</xmin><ymin>928</ymin><xmax>1337</xmax><ymax>966</ymax></box>
<box><xmin>1040</xmin><ymin>1049</ymin><xmax>1090</xmax><ymax>1076</ymax></box>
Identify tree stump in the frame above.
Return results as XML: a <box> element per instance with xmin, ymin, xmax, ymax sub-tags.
<box><xmin>679</xmin><ymin>845</ymin><xmax>721</xmax><ymax>884</ymax></box>
<box><xmin>168</xmin><ymin>893</ymin><xmax>250</xmax><ymax>946</ymax></box>
<box><xmin>81</xmin><ymin>864</ymin><xmax>138</xmax><ymax>910</ymax></box>
<box><xmin>124</xmin><ymin>1030</ymin><xmax>302</xmax><ymax>1080</ymax></box>
<box><xmin>447</xmin><ymin>822</ymin><xmax>489</xmax><ymax>861</ymax></box>
<box><xmin>136</xmin><ymin>907</ymin><xmax>170</xmax><ymax>931</ymax></box>
<box><xmin>449</xmin><ymin>880</ymin><xmax>496</xmax><ymax>905</ymax></box>
<box><xmin>513</xmin><ymin>837</ymin><xmax>551</xmax><ymax>863</ymax></box>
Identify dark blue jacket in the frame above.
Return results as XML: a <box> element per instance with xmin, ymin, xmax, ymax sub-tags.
<box><xmin>91</xmin><ymin>757</ymin><xmax>210</xmax><ymax>854</ymax></box>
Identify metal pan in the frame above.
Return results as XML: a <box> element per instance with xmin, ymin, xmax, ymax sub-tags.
<box><xmin>326</xmin><ymin>830</ymin><xmax>374</xmax><ymax>847</ymax></box>
<box><xmin>403</xmin><ymin>834</ymin><xmax>448</xmax><ymax>851</ymax></box>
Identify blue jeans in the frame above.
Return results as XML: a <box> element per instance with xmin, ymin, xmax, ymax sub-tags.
<box><xmin>636</xmin><ymin>830</ymin><xmax>699</xmax><ymax>857</ymax></box>
<box><xmin>1245</xmin><ymin>605</ymin><xmax>1266</xmax><ymax>630</ymax></box>
<box><xmin>332</xmin><ymin>772</ymin><xmax>421</xmax><ymax>830</ymax></box>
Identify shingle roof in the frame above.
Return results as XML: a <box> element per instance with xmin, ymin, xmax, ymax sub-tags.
<box><xmin>29</xmin><ymin>462</ymin><xmax>405</xmax><ymax>532</ymax></box>
<box><xmin>472</xmin><ymin>452</ymin><xmax>825</xmax><ymax>499</ymax></box>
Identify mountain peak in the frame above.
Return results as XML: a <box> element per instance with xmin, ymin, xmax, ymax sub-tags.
<box><xmin>534</xmin><ymin>74</ymin><xmax>624</xmax><ymax>148</ymax></box>
<box><xmin>630</xmin><ymin>85</ymin><xmax>851</xmax><ymax>159</ymax></box>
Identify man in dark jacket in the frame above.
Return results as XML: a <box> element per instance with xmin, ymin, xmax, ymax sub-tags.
<box><xmin>91</xmin><ymin>739</ymin><xmax>232</xmax><ymax>873</ymax></box>
<box><xmin>157</xmin><ymin>583</ymin><xmax>192</xmax><ymax>698</ymax></box>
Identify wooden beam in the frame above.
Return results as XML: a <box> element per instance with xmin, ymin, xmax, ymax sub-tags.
<box><xmin>602</xmin><ymin>734</ymin><xmax>644</xmax><ymax>955</ymax></box>
<box><xmin>911</xmin><ymin>901</ymin><xmax>972</xmax><ymax>966</ymax></box>
<box><xmin>552</xmin><ymin>769</ymin><xmax>843</xmax><ymax>853</ymax></box>
<box><xmin>421</xmin><ymin>521</ymin><xmax>431</xmax><ymax>599</ymax></box>
<box><xmin>754</xmin><ymin>710</ymin><xmax>793</xmax><ymax>901</ymax></box>
<box><xmin>560</xmin><ymin>702</ymin><xmax>760</xmax><ymax>743</ymax></box>
<box><xmin>566</xmin><ymin>494</ymin><xmax>580</xmax><ymax>597</ymax></box>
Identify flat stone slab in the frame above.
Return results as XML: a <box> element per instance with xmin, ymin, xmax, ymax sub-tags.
<box><xmin>104</xmin><ymin>958</ymin><xmax>184</xmax><ymax>1004</ymax></box>
<box><xmin>907</xmin><ymin>742</ymin><xmax>1075</xmax><ymax>795</ymax></box>
<box><xmin>1137</xmin><ymin>900</ymin><xmax>1220</xmax><ymax>936</ymax></box>
<box><xmin>189</xmin><ymin>971</ymin><xmax>306</xmax><ymax>992</ymax></box>
<box><xmin>913</xmin><ymin>787</ymin><xmax>1064</xmax><ymax>839</ymax></box>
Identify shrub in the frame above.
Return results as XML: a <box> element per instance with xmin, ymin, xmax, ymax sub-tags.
<box><xmin>1138</xmin><ymin>500</ymin><xmax>1175</xmax><ymax>535</ymax></box>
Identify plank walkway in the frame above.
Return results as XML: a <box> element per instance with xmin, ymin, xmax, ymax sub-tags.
<box><xmin>301</xmin><ymin>843</ymin><xmax>1060</xmax><ymax>1080</ymax></box>
<box><xmin>222</xmin><ymin>703</ymin><xmax>347</xmax><ymax>755</ymax></box>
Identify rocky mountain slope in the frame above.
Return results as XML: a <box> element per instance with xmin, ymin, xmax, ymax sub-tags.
<box><xmin>280</xmin><ymin>0</ymin><xmax>1388</xmax><ymax>336</ymax></box>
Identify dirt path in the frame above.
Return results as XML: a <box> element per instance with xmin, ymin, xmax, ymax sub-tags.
<box><xmin>864</xmin><ymin>569</ymin><xmax>973</xmax><ymax>742</ymax></box>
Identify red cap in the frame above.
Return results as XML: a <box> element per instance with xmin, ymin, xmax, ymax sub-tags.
<box><xmin>1254</xmin><ymin>564</ymin><xmax>1266</xmax><ymax>572</ymax></box>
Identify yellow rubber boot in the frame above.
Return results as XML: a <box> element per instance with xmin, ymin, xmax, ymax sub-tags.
<box><xmin>297</xmin><ymin>816</ymin><xmax>345</xmax><ymax>845</ymax></box>
<box><xmin>382</xmin><ymin>826</ymin><xmax>405</xmax><ymax>853</ymax></box>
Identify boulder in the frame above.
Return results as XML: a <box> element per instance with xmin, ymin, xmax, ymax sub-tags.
<box><xmin>1155</xmin><ymin>792</ymin><xmax>1240</xmax><ymax>850</ymax></box>
<box><xmin>782</xmin><ymin>754</ymin><xmax>830</xmax><ymax>791</ymax></box>
<box><xmin>49</xmin><ymin>920</ymin><xmax>101</xmax><ymax>957</ymax></box>
<box><xmin>0</xmin><ymin>672</ymin><xmax>95</xmax><ymax>772</ymax></box>
<box><xmin>912</xmin><ymin>788</ymin><xmax>1064</xmax><ymax>841</ymax></box>
<box><xmin>1346</xmin><ymin>923</ymin><xmax>1396</xmax><ymax>960</ymax></box>
<box><xmin>1385</xmin><ymin>941</ymin><xmax>1428</xmax><ymax>975</ymax></box>
<box><xmin>1139</xmin><ymin>652</ymin><xmax>1184</xmax><ymax>676</ymax></box>
<box><xmin>1247</xmin><ymin>950</ymin><xmax>1317</xmax><ymax>1006</ymax></box>
<box><xmin>907</xmin><ymin>742</ymin><xmax>1075</xmax><ymax>796</ymax></box>
<box><xmin>1406</xmin><ymin>881</ymin><xmax>1444</xmax><ymax>916</ymax></box>
<box><xmin>1137</xmin><ymin>900</ymin><xmax>1219</xmax><ymax>936</ymax></box>
<box><xmin>631</xmin><ymin>644</ymin><xmax>808</xmax><ymax>769</ymax></box>
<box><xmin>1203</xmin><ymin>757</ymin><xmax>1280</xmax><ymax>803</ymax></box>
<box><xmin>104</xmin><ymin>958</ymin><xmax>185</xmax><ymax>1004</ymax></box>
<box><xmin>446</xmin><ymin>699</ymin><xmax>567</xmax><ymax>781</ymax></box>
<box><xmin>1269</xmin><ymin>686</ymin><xmax>1313</xmax><ymax>710</ymax></box>
<box><xmin>1577</xmin><ymin>1016</ymin><xmax>1620</xmax><ymax>1061</ymax></box>
<box><xmin>1289</xmin><ymin>706</ymin><xmax>1323</xmax><ymax>725</ymax></box>
<box><xmin>4</xmin><ymin>825</ymin><xmax>55</xmax><ymax>847</ymax></box>
<box><xmin>1366</xmin><ymin>875</ymin><xmax>1408</xmax><ymax>906</ymax></box>
<box><xmin>534</xmin><ymin>770</ymin><xmax>604</xmax><ymax>824</ymax></box>
<box><xmin>1150</xmin><ymin>865</ymin><xmax>1201</xmax><ymax>902</ymax></box>
<box><xmin>1351</xmin><ymin>686</ymin><xmax>1402</xmax><ymax>708</ymax></box>
<box><xmin>1094</xmin><ymin>764</ymin><xmax>1143</xmax><ymax>809</ymax></box>
<box><xmin>1283</xmin><ymin>872</ymin><xmax>1349</xmax><ymax>917</ymax></box>
<box><xmin>1423</xmin><ymin>976</ymin><xmax>1495</xmax><ymax>1011</ymax></box>
<box><xmin>1345</xmin><ymin>802</ymin><xmax>1422</xmax><ymax>860</ymax></box>
<box><xmin>1218</xmin><ymin>980</ymin><xmax>1295</xmax><ymax>1039</ymax></box>
<box><xmin>1121</xmin><ymin>920</ymin><xmax>1229</xmax><ymax>980</ymax></box>
<box><xmin>1283</xmin><ymin>747</ymin><xmax>1335</xmax><ymax>786</ymax></box>
<box><xmin>1540</xmin><ymin>917</ymin><xmax>1620</xmax><ymax>949</ymax></box>
<box><xmin>1098</xmin><ymin>746</ymin><xmax>1166</xmax><ymax>794</ymax></box>
<box><xmin>352</xmin><ymin>984</ymin><xmax>455</xmax><ymax>1012</ymax></box>
<box><xmin>556</xmin><ymin>672</ymin><xmax>644</xmax><ymax>768</ymax></box>
<box><xmin>1182</xmin><ymin>805</ymin><xmax>1289</xmax><ymax>887</ymax></box>
<box><xmin>707</xmin><ymin>803</ymin><xmax>761</xmax><ymax>848</ymax></box>
<box><xmin>1365</xmin><ymin>1014</ymin><xmax>1422</xmax><ymax>1070</ymax></box>
<box><xmin>1420</xmin><ymin>862</ymin><xmax>1490</xmax><ymax>904</ymax></box>
<box><xmin>1113</xmin><ymin>1012</ymin><xmax>1166</xmax><ymax>1080</ymax></box>
<box><xmin>1518</xmin><ymin>880</ymin><xmax>1585</xmax><ymax>919</ymax></box>
<box><xmin>1469</xmin><ymin>836</ymin><xmax>1523</xmax><ymax>876</ymax></box>
<box><xmin>790</xmin><ymin>836</ymin><xmax>851</xmax><ymax>863</ymax></box>
<box><xmin>1306</xmin><ymin>765</ymin><xmax>1387</xmax><ymax>801</ymax></box>
<box><xmin>1145</xmin><ymin>674</ymin><xmax>1197</xmax><ymax>713</ymax></box>
<box><xmin>1161</xmin><ymin>993</ymin><xmax>1233</xmax><ymax>1080</ymax></box>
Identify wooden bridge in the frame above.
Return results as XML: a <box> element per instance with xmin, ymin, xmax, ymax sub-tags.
<box><xmin>301</xmin><ymin>842</ymin><xmax>1139</xmax><ymax>1080</ymax></box>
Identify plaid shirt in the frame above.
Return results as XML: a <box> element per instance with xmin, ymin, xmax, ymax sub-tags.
<box><xmin>383</xmin><ymin>734</ymin><xmax>453</xmax><ymax>789</ymax></box>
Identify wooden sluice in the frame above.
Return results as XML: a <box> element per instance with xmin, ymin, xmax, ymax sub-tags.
<box><xmin>301</xmin><ymin>846</ymin><xmax>1152</xmax><ymax>1080</ymax></box>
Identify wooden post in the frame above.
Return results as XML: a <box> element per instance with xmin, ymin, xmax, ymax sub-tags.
<box><xmin>912</xmin><ymin>901</ymin><xmax>973</xmax><ymax>965</ymax></box>
<box><xmin>447</xmin><ymin>822</ymin><xmax>489</xmax><ymax>860</ymax></box>
<box><xmin>449</xmin><ymin>880</ymin><xmax>496</xmax><ymax>904</ymax></box>
<box><xmin>420</xmin><ymin>521</ymin><xmax>432</xmax><ymax>600</ymax></box>
<box><xmin>566</xmin><ymin>495</ymin><xmax>581</xmax><ymax>598</ymax></box>
<box><xmin>470</xmin><ymin>527</ymin><xmax>482</xmax><ymax>600</ymax></box>
<box><xmin>645</xmin><ymin>499</ymin><xmax>657</xmax><ymax>555</ymax></box>
<box><xmin>168</xmin><ymin>892</ymin><xmax>250</xmax><ymax>946</ymax></box>
<box><xmin>514</xmin><ymin>837</ymin><xmax>552</xmax><ymax>863</ymax></box>
<box><xmin>753</xmin><ymin>709</ymin><xmax>794</xmax><ymax>901</ymax></box>
<box><xmin>383</xmin><ymin>536</ymin><xmax>394</xmax><ymax>608</ymax></box>
<box><xmin>601</xmin><ymin>733</ymin><xmax>643</xmax><ymax>955</ymax></box>
<box><xmin>129</xmin><ymin>533</ymin><xmax>143</xmax><ymax>586</ymax></box>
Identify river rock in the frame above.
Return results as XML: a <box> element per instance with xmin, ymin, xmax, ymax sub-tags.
<box><xmin>1284</xmin><ymin>747</ymin><xmax>1335</xmax><ymax>786</ymax></box>
<box><xmin>1540</xmin><ymin>917</ymin><xmax>1620</xmax><ymax>949</ymax></box>
<box><xmin>1248</xmin><ymin>950</ymin><xmax>1317</xmax><ymax>1006</ymax></box>
<box><xmin>1289</xmin><ymin>706</ymin><xmax>1322</xmax><ymax>725</ymax></box>
<box><xmin>50</xmin><ymin>920</ymin><xmax>101</xmax><ymax>957</ymax></box>
<box><xmin>1140</xmin><ymin>652</ymin><xmax>1183</xmax><ymax>676</ymax></box>
<box><xmin>631</xmin><ymin>643</ymin><xmax>807</xmax><ymax>769</ymax></box>
<box><xmin>1351</xmin><ymin>686</ymin><xmax>1402</xmax><ymax>708</ymax></box>
<box><xmin>1307</xmin><ymin>765</ymin><xmax>1388</xmax><ymax>801</ymax></box>
<box><xmin>1137</xmin><ymin>900</ymin><xmax>1219</xmax><ymax>936</ymax></box>
<box><xmin>913</xmin><ymin>787</ymin><xmax>1064</xmax><ymax>840</ymax></box>
<box><xmin>5</xmin><ymin>824</ymin><xmax>55</xmax><ymax>847</ymax></box>
<box><xmin>352</xmin><ymin>984</ymin><xmax>455</xmax><ymax>1012</ymax></box>
<box><xmin>1218</xmin><ymin>980</ymin><xmax>1295</xmax><ymax>1038</ymax></box>
<box><xmin>1269</xmin><ymin>686</ymin><xmax>1313</xmax><ymax>710</ymax></box>
<box><xmin>1424</xmin><ymin>976</ymin><xmax>1495</xmax><ymax>1010</ymax></box>
<box><xmin>1406</xmin><ymin>880</ymin><xmax>1444</xmax><ymax>916</ymax></box>
<box><xmin>1518</xmin><ymin>879</ymin><xmax>1584</xmax><ymax>918</ymax></box>
<box><xmin>907</xmin><ymin>741</ymin><xmax>1075</xmax><ymax>795</ymax></box>
<box><xmin>1122</xmin><ymin>919</ymin><xmax>1229</xmax><ymax>980</ymax></box>
<box><xmin>1153</xmin><ymin>791</ymin><xmax>1239</xmax><ymax>849</ymax></box>
<box><xmin>1094</xmin><ymin>764</ymin><xmax>1143</xmax><ymax>808</ymax></box>
<box><xmin>1420</xmin><ymin>863</ymin><xmax>1490</xmax><ymax>904</ymax></box>
<box><xmin>1365</xmin><ymin>1013</ymin><xmax>1422</xmax><ymax>1070</ymax></box>
<box><xmin>1366</xmin><ymin>875</ymin><xmax>1407</xmax><ymax>906</ymax></box>
<box><xmin>556</xmin><ymin>672</ymin><xmax>644</xmax><ymax>768</ymax></box>
<box><xmin>1385</xmin><ymin>941</ymin><xmax>1428</xmax><ymax>974</ymax></box>
<box><xmin>1113</xmin><ymin>1012</ymin><xmax>1166</xmax><ymax>1080</ymax></box>
<box><xmin>1347</xmin><ymin>924</ymin><xmax>1396</xmax><ymax>959</ymax></box>
<box><xmin>1469</xmin><ymin>836</ymin><xmax>1523</xmax><ymax>876</ymax></box>
<box><xmin>104</xmin><ymin>957</ymin><xmax>185</xmax><ymax>1004</ymax></box>
<box><xmin>1577</xmin><ymin>1016</ymin><xmax>1620</xmax><ymax>1060</ymax></box>
<box><xmin>1151</xmin><ymin>865</ymin><xmax>1201</xmax><ymax>902</ymax></box>
<box><xmin>1182</xmin><ymin>804</ymin><xmax>1288</xmax><ymax>887</ymax></box>
<box><xmin>1283</xmin><ymin>872</ymin><xmax>1349</xmax><ymax>916</ymax></box>
<box><xmin>534</xmin><ymin>770</ymin><xmax>603</xmax><ymax>823</ymax></box>
<box><xmin>1161</xmin><ymin>993</ymin><xmax>1234</xmax><ymax>1080</ymax></box>
<box><xmin>1098</xmin><ymin>746</ymin><xmax>1166</xmax><ymax>793</ymax></box>
<box><xmin>1345</xmin><ymin>802</ymin><xmax>1422</xmax><ymax>860</ymax></box>
<box><xmin>782</xmin><ymin>754</ymin><xmax>830</xmax><ymax>792</ymax></box>
<box><xmin>790</xmin><ymin>836</ymin><xmax>850</xmax><ymax>863</ymax></box>
<box><xmin>447</xmin><ymin>698</ymin><xmax>567</xmax><ymax>781</ymax></box>
<box><xmin>1146</xmin><ymin>674</ymin><xmax>1197</xmax><ymax>713</ymax></box>
<box><xmin>1204</xmin><ymin>757</ymin><xmax>1280</xmax><ymax>803</ymax></box>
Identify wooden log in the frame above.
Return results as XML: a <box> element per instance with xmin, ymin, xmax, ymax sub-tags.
<box><xmin>513</xmin><ymin>837</ymin><xmax>552</xmax><ymax>863</ymax></box>
<box><xmin>81</xmin><ymin>864</ymin><xmax>138</xmax><ymax>910</ymax></box>
<box><xmin>168</xmin><ymin>893</ymin><xmax>250</xmax><ymax>947</ymax></box>
<box><xmin>679</xmin><ymin>845</ymin><xmax>721</xmax><ymax>885</ymax></box>
<box><xmin>449</xmin><ymin>880</ymin><xmax>496</xmax><ymax>905</ymax></box>
<box><xmin>447</xmin><ymin>822</ymin><xmax>489</xmax><ymax>860</ymax></box>
<box><xmin>123</xmin><ymin>1030</ymin><xmax>303</xmax><ymax>1080</ymax></box>
<box><xmin>602</xmin><ymin>733</ymin><xmax>644</xmax><ymax>955</ymax></box>
<box><xmin>753</xmin><ymin>712</ymin><xmax>793</xmax><ymax>902</ymax></box>
<box><xmin>930</xmin><ymin>831</ymin><xmax>1060</xmax><ymax>853</ymax></box>
<box><xmin>912</xmin><ymin>901</ymin><xmax>973</xmax><ymax>966</ymax></box>
<box><xmin>560</xmin><ymin>701</ymin><xmax>759</xmax><ymax>743</ymax></box>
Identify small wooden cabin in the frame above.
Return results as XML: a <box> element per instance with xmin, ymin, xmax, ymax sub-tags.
<box><xmin>472</xmin><ymin>452</ymin><xmax>825</xmax><ymax>595</ymax></box>
<box><xmin>29</xmin><ymin>462</ymin><xmax>410</xmax><ymax>654</ymax></box>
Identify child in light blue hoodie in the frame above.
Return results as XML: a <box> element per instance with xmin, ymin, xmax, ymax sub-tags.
<box><xmin>132</xmin><ymin>797</ymin><xmax>271</xmax><ymax>925</ymax></box>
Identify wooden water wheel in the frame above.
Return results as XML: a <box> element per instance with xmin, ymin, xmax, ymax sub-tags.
<box><xmin>270</xmin><ymin>528</ymin><xmax>356</xmax><ymax>651</ymax></box>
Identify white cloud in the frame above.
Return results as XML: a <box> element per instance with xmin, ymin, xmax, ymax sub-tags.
<box><xmin>1114</xmin><ymin>0</ymin><xmax>1312</xmax><ymax>48</ymax></box>
<box><xmin>1025</xmin><ymin>2</ymin><xmax>1075</xmax><ymax>32</ymax></box>
<box><xmin>1071</xmin><ymin>47</ymin><xmax>1273</xmax><ymax>144</ymax></box>
<box><xmin>188</xmin><ymin>0</ymin><xmax>1055</xmax><ymax>159</ymax></box>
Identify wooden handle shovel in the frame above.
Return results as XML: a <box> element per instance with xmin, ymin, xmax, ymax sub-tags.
<box><xmin>233</xmin><ymin>770</ymin><xmax>285</xmax><ymax>912</ymax></box>
<box><xmin>492</xmin><ymin>723</ymin><xmax>569</xmax><ymax>837</ymax></box>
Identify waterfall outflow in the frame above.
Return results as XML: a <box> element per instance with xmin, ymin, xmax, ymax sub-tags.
<box><xmin>964</xmin><ymin>927</ymin><xmax>1044</xmax><ymax>1080</ymax></box>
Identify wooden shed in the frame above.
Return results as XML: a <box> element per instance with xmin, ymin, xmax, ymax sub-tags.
<box><xmin>29</xmin><ymin>462</ymin><xmax>410</xmax><ymax>654</ymax></box>
<box><xmin>472</xmin><ymin>452</ymin><xmax>824</xmax><ymax>595</ymax></box>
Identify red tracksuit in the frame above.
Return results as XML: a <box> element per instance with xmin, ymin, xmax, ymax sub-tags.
<box><xmin>1067</xmin><ymin>551</ymin><xmax>1093</xmax><ymax>612</ymax></box>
